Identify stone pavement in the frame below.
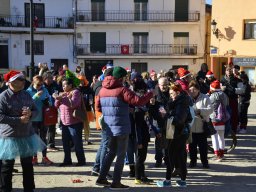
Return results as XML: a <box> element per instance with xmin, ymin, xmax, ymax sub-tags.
<box><xmin>12</xmin><ymin>93</ymin><xmax>256</xmax><ymax>192</ymax></box>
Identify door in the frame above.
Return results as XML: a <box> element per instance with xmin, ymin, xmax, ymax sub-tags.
<box><xmin>90</xmin><ymin>32</ymin><xmax>106</xmax><ymax>53</ymax></box>
<box><xmin>131</xmin><ymin>62</ymin><xmax>147</xmax><ymax>73</ymax></box>
<box><xmin>175</xmin><ymin>0</ymin><xmax>188</xmax><ymax>21</ymax></box>
<box><xmin>173</xmin><ymin>32</ymin><xmax>189</xmax><ymax>54</ymax></box>
<box><xmin>134</xmin><ymin>1</ymin><xmax>148</xmax><ymax>21</ymax></box>
<box><xmin>25</xmin><ymin>3</ymin><xmax>45</xmax><ymax>28</ymax></box>
<box><xmin>84</xmin><ymin>60</ymin><xmax>113</xmax><ymax>83</ymax></box>
<box><xmin>0</xmin><ymin>44</ymin><xmax>9</xmax><ymax>69</ymax></box>
<box><xmin>51</xmin><ymin>59</ymin><xmax>68</xmax><ymax>72</ymax></box>
<box><xmin>91</xmin><ymin>0</ymin><xmax>105</xmax><ymax>21</ymax></box>
<box><xmin>133</xmin><ymin>33</ymin><xmax>148</xmax><ymax>53</ymax></box>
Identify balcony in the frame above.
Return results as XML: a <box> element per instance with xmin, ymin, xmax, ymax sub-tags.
<box><xmin>76</xmin><ymin>44</ymin><xmax>197</xmax><ymax>56</ymax></box>
<box><xmin>76</xmin><ymin>11</ymin><xmax>200</xmax><ymax>22</ymax></box>
<box><xmin>0</xmin><ymin>15</ymin><xmax>74</xmax><ymax>29</ymax></box>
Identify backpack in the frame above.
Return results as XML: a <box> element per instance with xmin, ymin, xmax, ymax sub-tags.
<box><xmin>216</xmin><ymin>101</ymin><xmax>230</xmax><ymax>123</ymax></box>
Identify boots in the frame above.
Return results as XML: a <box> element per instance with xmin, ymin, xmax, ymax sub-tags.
<box><xmin>129</xmin><ymin>165</ymin><xmax>135</xmax><ymax>178</ymax></box>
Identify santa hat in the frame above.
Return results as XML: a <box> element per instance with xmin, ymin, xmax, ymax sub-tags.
<box><xmin>102</xmin><ymin>65</ymin><xmax>107</xmax><ymax>72</ymax></box>
<box><xmin>206</xmin><ymin>71</ymin><xmax>214</xmax><ymax>78</ymax></box>
<box><xmin>4</xmin><ymin>70</ymin><xmax>24</xmax><ymax>82</ymax></box>
<box><xmin>125</xmin><ymin>67</ymin><xmax>131</xmax><ymax>72</ymax></box>
<box><xmin>178</xmin><ymin>68</ymin><xmax>191</xmax><ymax>79</ymax></box>
<box><xmin>210</xmin><ymin>80</ymin><xmax>221</xmax><ymax>91</ymax></box>
<box><xmin>150</xmin><ymin>70</ymin><xmax>156</xmax><ymax>76</ymax></box>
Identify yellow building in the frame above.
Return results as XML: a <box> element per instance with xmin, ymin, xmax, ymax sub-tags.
<box><xmin>210</xmin><ymin>0</ymin><xmax>256</xmax><ymax>84</ymax></box>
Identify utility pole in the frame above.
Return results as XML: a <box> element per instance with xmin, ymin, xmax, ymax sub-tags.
<box><xmin>29</xmin><ymin>0</ymin><xmax>35</xmax><ymax>81</ymax></box>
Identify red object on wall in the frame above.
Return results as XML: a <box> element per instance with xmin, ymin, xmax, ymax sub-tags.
<box><xmin>121</xmin><ymin>45</ymin><xmax>129</xmax><ymax>54</ymax></box>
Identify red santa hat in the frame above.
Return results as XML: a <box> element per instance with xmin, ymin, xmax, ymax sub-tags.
<box><xmin>210</xmin><ymin>80</ymin><xmax>221</xmax><ymax>91</ymax></box>
<box><xmin>178</xmin><ymin>68</ymin><xmax>191</xmax><ymax>79</ymax></box>
<box><xmin>4</xmin><ymin>70</ymin><xmax>24</xmax><ymax>83</ymax></box>
<box><xmin>102</xmin><ymin>65</ymin><xmax>107</xmax><ymax>72</ymax></box>
<box><xmin>150</xmin><ymin>70</ymin><xmax>156</xmax><ymax>76</ymax></box>
<box><xmin>206</xmin><ymin>70</ymin><xmax>214</xmax><ymax>78</ymax></box>
<box><xmin>125</xmin><ymin>67</ymin><xmax>131</xmax><ymax>72</ymax></box>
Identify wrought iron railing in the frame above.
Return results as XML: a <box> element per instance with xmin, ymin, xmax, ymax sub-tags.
<box><xmin>0</xmin><ymin>15</ymin><xmax>74</xmax><ymax>29</ymax></box>
<box><xmin>76</xmin><ymin>11</ymin><xmax>200</xmax><ymax>22</ymax></box>
<box><xmin>76</xmin><ymin>44</ymin><xmax>197</xmax><ymax>56</ymax></box>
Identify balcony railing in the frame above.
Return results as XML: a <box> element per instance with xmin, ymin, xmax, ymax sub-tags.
<box><xmin>76</xmin><ymin>11</ymin><xmax>200</xmax><ymax>22</ymax></box>
<box><xmin>76</xmin><ymin>44</ymin><xmax>197</xmax><ymax>56</ymax></box>
<box><xmin>0</xmin><ymin>15</ymin><xmax>74</xmax><ymax>29</ymax></box>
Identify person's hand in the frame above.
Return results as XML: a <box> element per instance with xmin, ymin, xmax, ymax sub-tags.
<box><xmin>138</xmin><ymin>144</ymin><xmax>143</xmax><ymax>149</ymax></box>
<box><xmin>22</xmin><ymin>107</ymin><xmax>31</xmax><ymax>118</ymax></box>
<box><xmin>67</xmin><ymin>92</ymin><xmax>73</xmax><ymax>99</ymax></box>
<box><xmin>159</xmin><ymin>106</ymin><xmax>166</xmax><ymax>118</ymax></box>
<box><xmin>150</xmin><ymin>98</ymin><xmax>155</xmax><ymax>105</ymax></box>
<box><xmin>20</xmin><ymin>115</ymin><xmax>30</xmax><ymax>124</ymax></box>
<box><xmin>36</xmin><ymin>90</ymin><xmax>43</xmax><ymax>97</ymax></box>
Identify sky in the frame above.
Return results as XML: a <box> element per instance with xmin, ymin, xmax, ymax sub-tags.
<box><xmin>206</xmin><ymin>0</ymin><xmax>212</xmax><ymax>4</ymax></box>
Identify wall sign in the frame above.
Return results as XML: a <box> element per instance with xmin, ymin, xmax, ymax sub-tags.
<box><xmin>233</xmin><ymin>58</ymin><xmax>256</xmax><ymax>66</ymax></box>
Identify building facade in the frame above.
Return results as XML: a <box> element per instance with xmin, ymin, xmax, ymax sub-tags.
<box><xmin>75</xmin><ymin>0</ymin><xmax>206</xmax><ymax>80</ymax></box>
<box><xmin>0</xmin><ymin>0</ymin><xmax>75</xmax><ymax>75</ymax></box>
<box><xmin>210</xmin><ymin>0</ymin><xmax>256</xmax><ymax>84</ymax></box>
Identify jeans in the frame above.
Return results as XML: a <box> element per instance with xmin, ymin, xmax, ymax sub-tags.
<box><xmin>32</xmin><ymin>121</ymin><xmax>47</xmax><ymax>157</ymax></box>
<box><xmin>47</xmin><ymin>124</ymin><xmax>56</xmax><ymax>148</ymax></box>
<box><xmin>155</xmin><ymin>136</ymin><xmax>164</xmax><ymax>163</ymax></box>
<box><xmin>0</xmin><ymin>156</ymin><xmax>35</xmax><ymax>192</ymax></box>
<box><xmin>62</xmin><ymin>122</ymin><xmax>86</xmax><ymax>164</ymax></box>
<box><xmin>126</xmin><ymin>135</ymin><xmax>137</xmax><ymax>165</ymax></box>
<box><xmin>99</xmin><ymin>135</ymin><xmax>129</xmax><ymax>184</ymax></box>
<box><xmin>135</xmin><ymin>143</ymin><xmax>148</xmax><ymax>180</ymax></box>
<box><xmin>93</xmin><ymin>129</ymin><xmax>109</xmax><ymax>172</ymax></box>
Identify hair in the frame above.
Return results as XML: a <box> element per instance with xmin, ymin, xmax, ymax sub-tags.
<box><xmin>188</xmin><ymin>80</ymin><xmax>200</xmax><ymax>90</ymax></box>
<box><xmin>42</xmin><ymin>71</ymin><xmax>53</xmax><ymax>80</ymax></box>
<box><xmin>201</xmin><ymin>63</ymin><xmax>208</xmax><ymax>71</ymax></box>
<box><xmin>239</xmin><ymin>72</ymin><xmax>249</xmax><ymax>82</ymax></box>
<box><xmin>62</xmin><ymin>78</ymin><xmax>75</xmax><ymax>88</ymax></box>
<box><xmin>169</xmin><ymin>82</ymin><xmax>183</xmax><ymax>92</ymax></box>
<box><xmin>32</xmin><ymin>75</ymin><xmax>43</xmax><ymax>84</ymax></box>
<box><xmin>158</xmin><ymin>77</ymin><xmax>168</xmax><ymax>84</ymax></box>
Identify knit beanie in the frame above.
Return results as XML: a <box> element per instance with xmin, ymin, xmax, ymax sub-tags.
<box><xmin>112</xmin><ymin>66</ymin><xmax>127</xmax><ymax>79</ymax></box>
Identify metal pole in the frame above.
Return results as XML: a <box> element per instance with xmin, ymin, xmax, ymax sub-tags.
<box><xmin>29</xmin><ymin>0</ymin><xmax>35</xmax><ymax>81</ymax></box>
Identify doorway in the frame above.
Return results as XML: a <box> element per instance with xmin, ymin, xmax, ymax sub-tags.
<box><xmin>0</xmin><ymin>41</ymin><xmax>9</xmax><ymax>69</ymax></box>
<box><xmin>51</xmin><ymin>59</ymin><xmax>68</xmax><ymax>72</ymax></box>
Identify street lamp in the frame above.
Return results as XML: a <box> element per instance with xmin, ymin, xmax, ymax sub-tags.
<box><xmin>29</xmin><ymin>0</ymin><xmax>35</xmax><ymax>81</ymax></box>
<box><xmin>211</xmin><ymin>19</ymin><xmax>220</xmax><ymax>39</ymax></box>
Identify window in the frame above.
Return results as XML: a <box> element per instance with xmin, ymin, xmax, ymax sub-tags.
<box><xmin>131</xmin><ymin>62</ymin><xmax>147</xmax><ymax>73</ymax></box>
<box><xmin>173</xmin><ymin>32</ymin><xmax>189</xmax><ymax>54</ymax></box>
<box><xmin>25</xmin><ymin>3</ymin><xmax>45</xmax><ymax>28</ymax></box>
<box><xmin>90</xmin><ymin>32</ymin><xmax>106</xmax><ymax>53</ymax></box>
<box><xmin>91</xmin><ymin>0</ymin><xmax>105</xmax><ymax>21</ymax></box>
<box><xmin>133</xmin><ymin>32</ymin><xmax>148</xmax><ymax>53</ymax></box>
<box><xmin>244</xmin><ymin>20</ymin><xmax>256</xmax><ymax>39</ymax></box>
<box><xmin>134</xmin><ymin>0</ymin><xmax>148</xmax><ymax>21</ymax></box>
<box><xmin>25</xmin><ymin>40</ymin><xmax>44</xmax><ymax>55</ymax></box>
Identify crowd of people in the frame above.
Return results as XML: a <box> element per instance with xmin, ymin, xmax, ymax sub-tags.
<box><xmin>0</xmin><ymin>61</ymin><xmax>251</xmax><ymax>191</ymax></box>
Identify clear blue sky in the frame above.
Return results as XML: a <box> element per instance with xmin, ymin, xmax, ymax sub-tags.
<box><xmin>206</xmin><ymin>0</ymin><xmax>212</xmax><ymax>4</ymax></box>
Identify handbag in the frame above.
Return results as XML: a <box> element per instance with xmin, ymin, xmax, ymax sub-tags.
<box><xmin>72</xmin><ymin>94</ymin><xmax>88</xmax><ymax>122</ymax></box>
<box><xmin>203</xmin><ymin>119</ymin><xmax>217</xmax><ymax>137</ymax></box>
<box><xmin>43</xmin><ymin>106</ymin><xmax>58</xmax><ymax>126</ymax></box>
<box><xmin>166</xmin><ymin>116</ymin><xmax>175</xmax><ymax>139</ymax></box>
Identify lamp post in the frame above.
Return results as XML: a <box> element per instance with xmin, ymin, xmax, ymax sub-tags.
<box><xmin>29</xmin><ymin>0</ymin><xmax>35</xmax><ymax>81</ymax></box>
<box><xmin>211</xmin><ymin>19</ymin><xmax>219</xmax><ymax>39</ymax></box>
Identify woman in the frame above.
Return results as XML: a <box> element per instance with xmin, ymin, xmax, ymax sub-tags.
<box><xmin>157</xmin><ymin>82</ymin><xmax>190</xmax><ymax>188</ymax></box>
<box><xmin>54</xmin><ymin>78</ymin><xmax>86</xmax><ymax>166</ymax></box>
<box><xmin>209</xmin><ymin>80</ymin><xmax>229</xmax><ymax>161</ymax></box>
<box><xmin>188</xmin><ymin>80</ymin><xmax>213</xmax><ymax>168</ymax></box>
<box><xmin>27</xmin><ymin>75</ymin><xmax>53</xmax><ymax>165</ymax></box>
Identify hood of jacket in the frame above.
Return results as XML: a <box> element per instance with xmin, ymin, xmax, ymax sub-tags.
<box><xmin>102</xmin><ymin>76</ymin><xmax>123</xmax><ymax>89</ymax></box>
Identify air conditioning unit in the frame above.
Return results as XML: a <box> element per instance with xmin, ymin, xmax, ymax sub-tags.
<box><xmin>77</xmin><ymin>33</ymin><xmax>82</xmax><ymax>38</ymax></box>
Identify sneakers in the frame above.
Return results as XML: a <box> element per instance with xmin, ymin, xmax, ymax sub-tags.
<box><xmin>156</xmin><ymin>180</ymin><xmax>171</xmax><ymax>187</ymax></box>
<box><xmin>135</xmin><ymin>177</ymin><xmax>153</xmax><ymax>184</ymax></box>
<box><xmin>32</xmin><ymin>157</ymin><xmax>38</xmax><ymax>165</ymax></box>
<box><xmin>176</xmin><ymin>180</ymin><xmax>187</xmax><ymax>188</ymax></box>
<box><xmin>96</xmin><ymin>179</ymin><xmax>111</xmax><ymax>187</ymax></box>
<box><xmin>109</xmin><ymin>183</ymin><xmax>129</xmax><ymax>190</ymax></box>
<box><xmin>42</xmin><ymin>157</ymin><xmax>53</xmax><ymax>165</ymax></box>
<box><xmin>238</xmin><ymin>129</ymin><xmax>247</xmax><ymax>134</ymax></box>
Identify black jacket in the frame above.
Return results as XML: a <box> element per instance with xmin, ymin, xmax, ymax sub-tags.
<box><xmin>221</xmin><ymin>75</ymin><xmax>239</xmax><ymax>99</ymax></box>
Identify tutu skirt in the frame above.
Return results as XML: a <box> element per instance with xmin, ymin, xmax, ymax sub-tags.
<box><xmin>0</xmin><ymin>134</ymin><xmax>46</xmax><ymax>160</ymax></box>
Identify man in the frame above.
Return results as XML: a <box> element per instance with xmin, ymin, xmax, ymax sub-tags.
<box><xmin>0</xmin><ymin>70</ymin><xmax>40</xmax><ymax>192</ymax></box>
<box><xmin>95</xmin><ymin>66</ymin><xmax>154</xmax><ymax>190</ymax></box>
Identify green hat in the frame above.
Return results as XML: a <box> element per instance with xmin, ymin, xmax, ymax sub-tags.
<box><xmin>112</xmin><ymin>66</ymin><xmax>127</xmax><ymax>79</ymax></box>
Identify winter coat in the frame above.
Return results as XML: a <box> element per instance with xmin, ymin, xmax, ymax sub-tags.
<box><xmin>191</xmin><ymin>93</ymin><xmax>213</xmax><ymax>133</ymax></box>
<box><xmin>95</xmin><ymin>76</ymin><xmax>153</xmax><ymax>137</ymax></box>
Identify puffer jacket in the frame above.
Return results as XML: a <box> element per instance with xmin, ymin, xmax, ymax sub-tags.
<box><xmin>191</xmin><ymin>93</ymin><xmax>213</xmax><ymax>133</ymax></box>
<box><xmin>95</xmin><ymin>76</ymin><xmax>153</xmax><ymax>137</ymax></box>
<box><xmin>55</xmin><ymin>89</ymin><xmax>83</xmax><ymax>126</ymax></box>
<box><xmin>209</xmin><ymin>91</ymin><xmax>229</xmax><ymax>126</ymax></box>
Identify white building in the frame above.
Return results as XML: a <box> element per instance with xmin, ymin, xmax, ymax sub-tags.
<box><xmin>0</xmin><ymin>0</ymin><xmax>75</xmax><ymax>75</ymax></box>
<box><xmin>75</xmin><ymin>0</ymin><xmax>206</xmax><ymax>81</ymax></box>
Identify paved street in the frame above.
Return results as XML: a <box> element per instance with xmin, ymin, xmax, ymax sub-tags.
<box><xmin>12</xmin><ymin>93</ymin><xmax>256</xmax><ymax>192</ymax></box>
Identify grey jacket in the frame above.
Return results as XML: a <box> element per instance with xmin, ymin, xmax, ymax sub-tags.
<box><xmin>191</xmin><ymin>93</ymin><xmax>213</xmax><ymax>133</ymax></box>
<box><xmin>0</xmin><ymin>88</ymin><xmax>38</xmax><ymax>138</ymax></box>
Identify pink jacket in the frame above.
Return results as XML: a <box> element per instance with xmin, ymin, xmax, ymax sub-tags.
<box><xmin>55</xmin><ymin>89</ymin><xmax>82</xmax><ymax>126</ymax></box>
